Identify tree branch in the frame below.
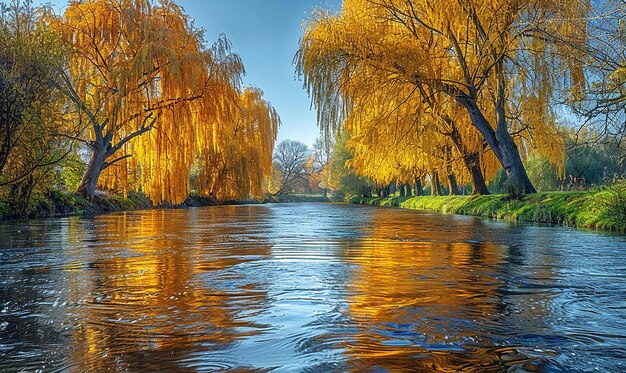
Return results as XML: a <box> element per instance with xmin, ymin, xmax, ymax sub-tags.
<box><xmin>107</xmin><ymin>113</ymin><xmax>157</xmax><ymax>156</ymax></box>
<box><xmin>102</xmin><ymin>153</ymin><xmax>133</xmax><ymax>170</ymax></box>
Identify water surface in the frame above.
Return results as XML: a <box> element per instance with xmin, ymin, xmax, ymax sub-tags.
<box><xmin>1</xmin><ymin>203</ymin><xmax>625</xmax><ymax>372</ymax></box>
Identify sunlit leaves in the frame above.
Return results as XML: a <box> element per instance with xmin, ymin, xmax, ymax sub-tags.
<box><xmin>55</xmin><ymin>0</ymin><xmax>277</xmax><ymax>204</ymax></box>
<box><xmin>298</xmin><ymin>0</ymin><xmax>588</xmax><ymax>193</ymax></box>
<box><xmin>194</xmin><ymin>87</ymin><xmax>279</xmax><ymax>200</ymax></box>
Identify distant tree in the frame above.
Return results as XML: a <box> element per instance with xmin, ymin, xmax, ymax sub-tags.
<box><xmin>564</xmin><ymin>140</ymin><xmax>621</xmax><ymax>187</ymax></box>
<box><xmin>327</xmin><ymin>134</ymin><xmax>371</xmax><ymax>198</ymax></box>
<box><xmin>311</xmin><ymin>137</ymin><xmax>332</xmax><ymax>196</ymax></box>
<box><xmin>525</xmin><ymin>156</ymin><xmax>561</xmax><ymax>192</ymax></box>
<box><xmin>273</xmin><ymin>139</ymin><xmax>310</xmax><ymax>194</ymax></box>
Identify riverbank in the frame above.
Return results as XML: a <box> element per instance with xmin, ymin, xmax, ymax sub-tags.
<box><xmin>349</xmin><ymin>184</ymin><xmax>626</xmax><ymax>232</ymax></box>
<box><xmin>0</xmin><ymin>191</ymin><xmax>332</xmax><ymax>220</ymax></box>
<box><xmin>0</xmin><ymin>191</ymin><xmax>156</xmax><ymax>220</ymax></box>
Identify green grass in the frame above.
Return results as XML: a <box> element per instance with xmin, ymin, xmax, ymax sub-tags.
<box><xmin>349</xmin><ymin>185</ymin><xmax>626</xmax><ymax>232</ymax></box>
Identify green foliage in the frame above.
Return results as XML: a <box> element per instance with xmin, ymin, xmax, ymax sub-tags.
<box><xmin>489</xmin><ymin>140</ymin><xmax>623</xmax><ymax>194</ymax></box>
<box><xmin>564</xmin><ymin>142</ymin><xmax>620</xmax><ymax>187</ymax></box>
<box><xmin>0</xmin><ymin>195</ymin><xmax>9</xmax><ymax>218</ymax></box>
<box><xmin>525</xmin><ymin>156</ymin><xmax>561</xmax><ymax>192</ymax></box>
<box><xmin>351</xmin><ymin>186</ymin><xmax>626</xmax><ymax>232</ymax></box>
<box><xmin>0</xmin><ymin>190</ymin><xmax>153</xmax><ymax>220</ymax></box>
<box><xmin>488</xmin><ymin>168</ymin><xmax>509</xmax><ymax>194</ymax></box>
<box><xmin>328</xmin><ymin>134</ymin><xmax>372</xmax><ymax>197</ymax></box>
<box><xmin>0</xmin><ymin>0</ymin><xmax>74</xmax><ymax>217</ymax></box>
<box><xmin>55</xmin><ymin>152</ymin><xmax>86</xmax><ymax>192</ymax></box>
<box><xmin>598</xmin><ymin>181</ymin><xmax>626</xmax><ymax>228</ymax></box>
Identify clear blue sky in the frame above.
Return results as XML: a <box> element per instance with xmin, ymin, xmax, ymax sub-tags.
<box><xmin>39</xmin><ymin>0</ymin><xmax>342</xmax><ymax>148</ymax></box>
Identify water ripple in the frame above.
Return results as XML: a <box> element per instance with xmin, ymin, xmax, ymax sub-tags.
<box><xmin>1</xmin><ymin>203</ymin><xmax>625</xmax><ymax>371</ymax></box>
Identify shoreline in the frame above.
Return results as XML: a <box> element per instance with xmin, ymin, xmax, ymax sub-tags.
<box><xmin>0</xmin><ymin>191</ymin><xmax>332</xmax><ymax>221</ymax></box>
<box><xmin>349</xmin><ymin>189</ymin><xmax>626</xmax><ymax>233</ymax></box>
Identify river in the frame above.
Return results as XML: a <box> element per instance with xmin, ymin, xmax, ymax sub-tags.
<box><xmin>1</xmin><ymin>203</ymin><xmax>625</xmax><ymax>372</ymax></box>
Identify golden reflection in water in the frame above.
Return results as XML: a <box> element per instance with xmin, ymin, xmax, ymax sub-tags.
<box><xmin>65</xmin><ymin>208</ymin><xmax>271</xmax><ymax>371</ymax></box>
<box><xmin>342</xmin><ymin>215</ymin><xmax>548</xmax><ymax>371</ymax></box>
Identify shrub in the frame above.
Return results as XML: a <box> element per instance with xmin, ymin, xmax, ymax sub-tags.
<box><xmin>598</xmin><ymin>181</ymin><xmax>626</xmax><ymax>229</ymax></box>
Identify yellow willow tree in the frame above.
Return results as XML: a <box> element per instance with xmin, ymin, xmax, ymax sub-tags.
<box><xmin>296</xmin><ymin>1</ymin><xmax>496</xmax><ymax>195</ymax></box>
<box><xmin>298</xmin><ymin>0</ymin><xmax>586</xmax><ymax>194</ymax></box>
<box><xmin>336</xmin><ymin>57</ymin><xmax>495</xmax><ymax>194</ymax></box>
<box><xmin>194</xmin><ymin>87</ymin><xmax>279</xmax><ymax>200</ymax></box>
<box><xmin>53</xmin><ymin>0</ymin><xmax>244</xmax><ymax>202</ymax></box>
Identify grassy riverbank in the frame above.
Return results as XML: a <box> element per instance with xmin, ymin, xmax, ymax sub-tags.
<box><xmin>349</xmin><ymin>184</ymin><xmax>626</xmax><ymax>232</ymax></box>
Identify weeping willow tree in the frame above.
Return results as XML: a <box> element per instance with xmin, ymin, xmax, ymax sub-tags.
<box><xmin>328</xmin><ymin>56</ymin><xmax>496</xmax><ymax>194</ymax></box>
<box><xmin>298</xmin><ymin>0</ymin><xmax>588</xmax><ymax>194</ymax></box>
<box><xmin>194</xmin><ymin>87</ymin><xmax>279</xmax><ymax>200</ymax></box>
<box><xmin>52</xmin><ymin>0</ymin><xmax>274</xmax><ymax>204</ymax></box>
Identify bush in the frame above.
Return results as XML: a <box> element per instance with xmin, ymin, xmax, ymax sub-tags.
<box><xmin>598</xmin><ymin>181</ymin><xmax>626</xmax><ymax>228</ymax></box>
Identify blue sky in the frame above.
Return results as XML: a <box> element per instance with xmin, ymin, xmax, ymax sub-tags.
<box><xmin>177</xmin><ymin>0</ymin><xmax>341</xmax><ymax>147</ymax></box>
<box><xmin>39</xmin><ymin>0</ymin><xmax>342</xmax><ymax>148</ymax></box>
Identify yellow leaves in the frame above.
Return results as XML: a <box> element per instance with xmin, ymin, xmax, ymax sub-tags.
<box><xmin>60</xmin><ymin>0</ymin><xmax>277</xmax><ymax>204</ymax></box>
<box><xmin>298</xmin><ymin>0</ymin><xmax>587</xmax><ymax>191</ymax></box>
<box><xmin>609</xmin><ymin>66</ymin><xmax>626</xmax><ymax>84</ymax></box>
<box><xmin>194</xmin><ymin>87</ymin><xmax>279</xmax><ymax>201</ymax></box>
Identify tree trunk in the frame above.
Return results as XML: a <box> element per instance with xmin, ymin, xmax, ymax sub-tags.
<box><xmin>445</xmin><ymin>122</ymin><xmax>491</xmax><ymax>195</ymax></box>
<box><xmin>77</xmin><ymin>146</ymin><xmax>108</xmax><ymax>197</ymax></box>
<box><xmin>74</xmin><ymin>111</ymin><xmax>154</xmax><ymax>198</ymax></box>
<box><xmin>464</xmin><ymin>152</ymin><xmax>490</xmax><ymax>195</ymax></box>
<box><xmin>431</xmin><ymin>171</ymin><xmax>442</xmax><ymax>196</ymax></box>
<box><xmin>496</xmin><ymin>125</ymin><xmax>536</xmax><ymax>195</ymax></box>
<box><xmin>405</xmin><ymin>182</ymin><xmax>413</xmax><ymax>197</ymax></box>
<box><xmin>456</xmin><ymin>67</ymin><xmax>535</xmax><ymax>195</ymax></box>
<box><xmin>388</xmin><ymin>182</ymin><xmax>396</xmax><ymax>196</ymax></box>
<box><xmin>494</xmin><ymin>61</ymin><xmax>536</xmax><ymax>194</ymax></box>
<box><xmin>413</xmin><ymin>178</ymin><xmax>424</xmax><ymax>196</ymax></box>
<box><xmin>398</xmin><ymin>181</ymin><xmax>406</xmax><ymax>197</ymax></box>
<box><xmin>461</xmin><ymin>99</ymin><xmax>535</xmax><ymax>194</ymax></box>
<box><xmin>447</xmin><ymin>173</ymin><xmax>460</xmax><ymax>195</ymax></box>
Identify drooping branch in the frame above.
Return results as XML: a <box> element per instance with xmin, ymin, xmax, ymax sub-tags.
<box><xmin>107</xmin><ymin>113</ymin><xmax>157</xmax><ymax>157</ymax></box>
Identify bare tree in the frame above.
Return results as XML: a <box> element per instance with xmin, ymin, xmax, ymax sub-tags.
<box><xmin>273</xmin><ymin>139</ymin><xmax>310</xmax><ymax>194</ymax></box>
<box><xmin>573</xmin><ymin>0</ymin><xmax>625</xmax><ymax>165</ymax></box>
<box><xmin>312</xmin><ymin>137</ymin><xmax>332</xmax><ymax>196</ymax></box>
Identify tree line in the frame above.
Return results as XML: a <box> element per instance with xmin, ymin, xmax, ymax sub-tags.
<box><xmin>296</xmin><ymin>0</ymin><xmax>626</xmax><ymax>197</ymax></box>
<box><xmin>0</xmin><ymin>0</ymin><xmax>279</xmax><ymax>217</ymax></box>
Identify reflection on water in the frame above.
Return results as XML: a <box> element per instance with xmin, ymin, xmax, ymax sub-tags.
<box><xmin>1</xmin><ymin>203</ymin><xmax>626</xmax><ymax>372</ymax></box>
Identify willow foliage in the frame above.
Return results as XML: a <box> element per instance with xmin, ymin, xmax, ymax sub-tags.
<box><xmin>55</xmin><ymin>0</ymin><xmax>278</xmax><ymax>204</ymax></box>
<box><xmin>194</xmin><ymin>87</ymin><xmax>279</xmax><ymax>200</ymax></box>
<box><xmin>298</xmin><ymin>0</ymin><xmax>588</xmax><ymax>193</ymax></box>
